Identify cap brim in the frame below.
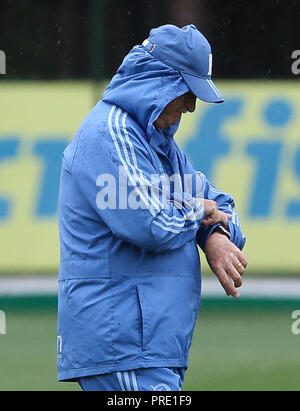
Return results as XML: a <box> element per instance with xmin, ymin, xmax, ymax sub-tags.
<box><xmin>181</xmin><ymin>73</ymin><xmax>224</xmax><ymax>103</ymax></box>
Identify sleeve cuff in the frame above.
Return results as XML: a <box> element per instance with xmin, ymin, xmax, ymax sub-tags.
<box><xmin>196</xmin><ymin>222</ymin><xmax>232</xmax><ymax>251</ymax></box>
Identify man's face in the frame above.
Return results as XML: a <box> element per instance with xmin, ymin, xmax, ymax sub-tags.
<box><xmin>154</xmin><ymin>91</ymin><xmax>197</xmax><ymax>129</ymax></box>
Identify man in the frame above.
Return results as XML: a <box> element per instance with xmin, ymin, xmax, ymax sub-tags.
<box><xmin>57</xmin><ymin>24</ymin><xmax>247</xmax><ymax>391</ymax></box>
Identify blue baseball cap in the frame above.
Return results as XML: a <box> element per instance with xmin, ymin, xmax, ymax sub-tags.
<box><xmin>142</xmin><ymin>24</ymin><xmax>224</xmax><ymax>103</ymax></box>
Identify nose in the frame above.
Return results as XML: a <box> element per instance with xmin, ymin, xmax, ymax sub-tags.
<box><xmin>186</xmin><ymin>94</ymin><xmax>196</xmax><ymax>112</ymax></box>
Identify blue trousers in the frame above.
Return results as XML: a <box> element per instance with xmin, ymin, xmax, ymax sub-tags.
<box><xmin>77</xmin><ymin>367</ymin><xmax>186</xmax><ymax>391</ymax></box>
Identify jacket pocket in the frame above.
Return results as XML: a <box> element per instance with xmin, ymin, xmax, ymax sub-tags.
<box><xmin>136</xmin><ymin>277</ymin><xmax>201</xmax><ymax>360</ymax></box>
<box><xmin>136</xmin><ymin>285</ymin><xmax>148</xmax><ymax>352</ymax></box>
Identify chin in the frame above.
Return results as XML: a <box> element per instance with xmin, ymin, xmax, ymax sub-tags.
<box><xmin>173</xmin><ymin>115</ymin><xmax>181</xmax><ymax>123</ymax></box>
<box><xmin>171</xmin><ymin>117</ymin><xmax>181</xmax><ymax>126</ymax></box>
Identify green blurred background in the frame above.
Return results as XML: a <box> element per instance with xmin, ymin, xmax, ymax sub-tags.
<box><xmin>1</xmin><ymin>296</ymin><xmax>300</xmax><ymax>391</ymax></box>
<box><xmin>0</xmin><ymin>0</ymin><xmax>300</xmax><ymax>391</ymax></box>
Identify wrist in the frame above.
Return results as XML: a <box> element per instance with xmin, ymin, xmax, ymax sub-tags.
<box><xmin>211</xmin><ymin>224</ymin><xmax>231</xmax><ymax>240</ymax></box>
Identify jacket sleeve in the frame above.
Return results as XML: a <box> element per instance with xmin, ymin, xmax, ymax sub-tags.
<box><xmin>71</xmin><ymin>114</ymin><xmax>204</xmax><ymax>253</ymax></box>
<box><xmin>196</xmin><ymin>177</ymin><xmax>247</xmax><ymax>251</ymax></box>
<box><xmin>179</xmin><ymin>149</ymin><xmax>246</xmax><ymax>251</ymax></box>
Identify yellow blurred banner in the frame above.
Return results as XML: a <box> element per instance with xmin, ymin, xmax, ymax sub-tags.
<box><xmin>0</xmin><ymin>82</ymin><xmax>99</xmax><ymax>272</ymax></box>
<box><xmin>0</xmin><ymin>81</ymin><xmax>299</xmax><ymax>274</ymax></box>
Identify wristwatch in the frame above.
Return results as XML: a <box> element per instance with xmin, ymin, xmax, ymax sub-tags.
<box><xmin>212</xmin><ymin>225</ymin><xmax>231</xmax><ymax>239</ymax></box>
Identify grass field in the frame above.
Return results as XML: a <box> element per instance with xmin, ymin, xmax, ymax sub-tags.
<box><xmin>0</xmin><ymin>297</ymin><xmax>299</xmax><ymax>391</ymax></box>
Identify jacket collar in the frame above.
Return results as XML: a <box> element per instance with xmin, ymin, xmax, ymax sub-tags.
<box><xmin>147</xmin><ymin>122</ymin><xmax>177</xmax><ymax>156</ymax></box>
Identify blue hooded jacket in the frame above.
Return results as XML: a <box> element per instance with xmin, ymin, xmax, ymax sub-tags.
<box><xmin>57</xmin><ymin>45</ymin><xmax>246</xmax><ymax>381</ymax></box>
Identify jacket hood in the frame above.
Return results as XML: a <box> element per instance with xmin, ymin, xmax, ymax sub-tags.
<box><xmin>102</xmin><ymin>45</ymin><xmax>190</xmax><ymax>141</ymax></box>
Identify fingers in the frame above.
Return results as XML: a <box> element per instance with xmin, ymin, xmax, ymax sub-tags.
<box><xmin>217</xmin><ymin>268</ymin><xmax>241</xmax><ymax>298</ymax></box>
<box><xmin>233</xmin><ymin>261</ymin><xmax>245</xmax><ymax>275</ymax></box>
<box><xmin>202</xmin><ymin>200</ymin><xmax>233</xmax><ymax>228</ymax></box>
<box><xmin>201</xmin><ymin>217</ymin><xmax>217</xmax><ymax>226</ymax></box>
<box><xmin>220</xmin><ymin>212</ymin><xmax>232</xmax><ymax>230</ymax></box>
<box><xmin>204</xmin><ymin>228</ymin><xmax>248</xmax><ymax>298</ymax></box>
<box><xmin>225</xmin><ymin>250</ymin><xmax>248</xmax><ymax>291</ymax></box>
<box><xmin>226</xmin><ymin>266</ymin><xmax>243</xmax><ymax>288</ymax></box>
<box><xmin>202</xmin><ymin>199</ymin><xmax>218</xmax><ymax>217</ymax></box>
<box><xmin>238</xmin><ymin>253</ymin><xmax>248</xmax><ymax>269</ymax></box>
<box><xmin>224</xmin><ymin>253</ymin><xmax>248</xmax><ymax>297</ymax></box>
<box><xmin>201</xmin><ymin>208</ymin><xmax>232</xmax><ymax>228</ymax></box>
<box><xmin>233</xmin><ymin>252</ymin><xmax>248</xmax><ymax>274</ymax></box>
<box><xmin>214</xmin><ymin>254</ymin><xmax>247</xmax><ymax>298</ymax></box>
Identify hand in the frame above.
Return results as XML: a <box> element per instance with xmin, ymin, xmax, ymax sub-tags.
<box><xmin>204</xmin><ymin>231</ymin><xmax>248</xmax><ymax>298</ymax></box>
<box><xmin>200</xmin><ymin>199</ymin><xmax>232</xmax><ymax>229</ymax></box>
